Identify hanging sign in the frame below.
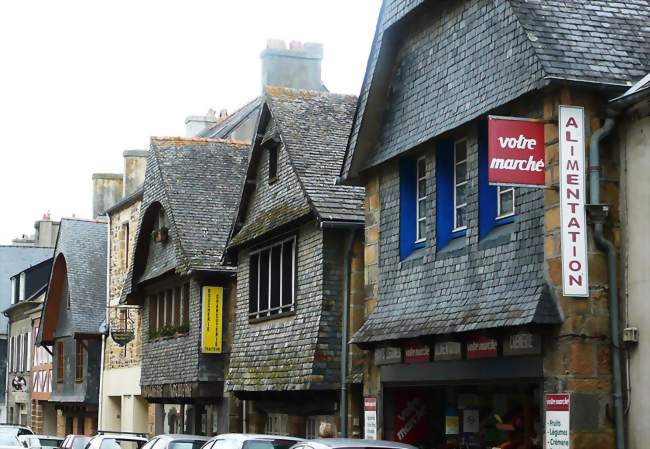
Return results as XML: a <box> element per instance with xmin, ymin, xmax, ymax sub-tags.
<box><xmin>488</xmin><ymin>116</ymin><xmax>546</xmax><ymax>187</ymax></box>
<box><xmin>364</xmin><ymin>397</ymin><xmax>378</xmax><ymax>440</ymax></box>
<box><xmin>545</xmin><ymin>393</ymin><xmax>570</xmax><ymax>449</ymax></box>
<box><xmin>201</xmin><ymin>286</ymin><xmax>223</xmax><ymax>353</ymax></box>
<box><xmin>466</xmin><ymin>335</ymin><xmax>498</xmax><ymax>359</ymax></box>
<box><xmin>559</xmin><ymin>106</ymin><xmax>589</xmax><ymax>297</ymax></box>
<box><xmin>404</xmin><ymin>341</ymin><xmax>431</xmax><ymax>364</ymax></box>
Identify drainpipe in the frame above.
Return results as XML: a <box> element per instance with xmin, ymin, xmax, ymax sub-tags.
<box><xmin>340</xmin><ymin>230</ymin><xmax>355</xmax><ymax>437</ymax></box>
<box><xmin>98</xmin><ymin>214</ymin><xmax>111</xmax><ymax>429</ymax></box>
<box><xmin>588</xmin><ymin>117</ymin><xmax>625</xmax><ymax>449</ymax></box>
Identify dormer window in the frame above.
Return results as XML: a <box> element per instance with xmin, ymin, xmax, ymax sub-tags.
<box><xmin>268</xmin><ymin>143</ymin><xmax>279</xmax><ymax>183</ymax></box>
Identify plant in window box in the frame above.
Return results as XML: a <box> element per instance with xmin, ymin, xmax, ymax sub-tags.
<box><xmin>151</xmin><ymin>226</ymin><xmax>169</xmax><ymax>243</ymax></box>
<box><xmin>148</xmin><ymin>328</ymin><xmax>160</xmax><ymax>340</ymax></box>
<box><xmin>178</xmin><ymin>323</ymin><xmax>190</xmax><ymax>335</ymax></box>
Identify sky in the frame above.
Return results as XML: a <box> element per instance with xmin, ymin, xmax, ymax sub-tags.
<box><xmin>0</xmin><ymin>0</ymin><xmax>381</xmax><ymax>244</ymax></box>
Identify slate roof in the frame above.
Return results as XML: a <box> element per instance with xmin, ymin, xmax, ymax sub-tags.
<box><xmin>611</xmin><ymin>71</ymin><xmax>650</xmax><ymax>105</ymax></box>
<box><xmin>198</xmin><ymin>98</ymin><xmax>262</xmax><ymax>140</ymax></box>
<box><xmin>45</xmin><ymin>218</ymin><xmax>107</xmax><ymax>336</ymax></box>
<box><xmin>0</xmin><ymin>246</ymin><xmax>53</xmax><ymax>332</ymax></box>
<box><xmin>342</xmin><ymin>0</ymin><xmax>650</xmax><ymax>180</ymax></box>
<box><xmin>228</xmin><ymin>87</ymin><xmax>364</xmax><ymax>248</ymax></box>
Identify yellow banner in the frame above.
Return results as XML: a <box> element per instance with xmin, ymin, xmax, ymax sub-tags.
<box><xmin>201</xmin><ymin>286</ymin><xmax>223</xmax><ymax>353</ymax></box>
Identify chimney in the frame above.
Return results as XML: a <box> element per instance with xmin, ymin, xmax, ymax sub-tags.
<box><xmin>123</xmin><ymin>150</ymin><xmax>148</xmax><ymax>197</ymax></box>
<box><xmin>185</xmin><ymin>108</ymin><xmax>220</xmax><ymax>137</ymax></box>
<box><xmin>92</xmin><ymin>173</ymin><xmax>123</xmax><ymax>218</ymax></box>
<box><xmin>261</xmin><ymin>39</ymin><xmax>324</xmax><ymax>92</ymax></box>
<box><xmin>33</xmin><ymin>217</ymin><xmax>60</xmax><ymax>248</ymax></box>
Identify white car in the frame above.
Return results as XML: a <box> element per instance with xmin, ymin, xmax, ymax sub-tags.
<box><xmin>0</xmin><ymin>434</ymin><xmax>23</xmax><ymax>449</ymax></box>
<box><xmin>289</xmin><ymin>440</ymin><xmax>418</xmax><ymax>449</ymax></box>
<box><xmin>18</xmin><ymin>435</ymin><xmax>63</xmax><ymax>449</ymax></box>
<box><xmin>84</xmin><ymin>433</ymin><xmax>148</xmax><ymax>449</ymax></box>
<box><xmin>201</xmin><ymin>434</ymin><xmax>304</xmax><ymax>449</ymax></box>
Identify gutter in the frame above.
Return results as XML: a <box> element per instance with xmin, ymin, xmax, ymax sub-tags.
<box><xmin>587</xmin><ymin>117</ymin><xmax>625</xmax><ymax>449</ymax></box>
<box><xmin>98</xmin><ymin>213</ymin><xmax>110</xmax><ymax>429</ymax></box>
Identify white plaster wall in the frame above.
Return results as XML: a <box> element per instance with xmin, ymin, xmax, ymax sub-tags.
<box><xmin>101</xmin><ymin>367</ymin><xmax>147</xmax><ymax>432</ymax></box>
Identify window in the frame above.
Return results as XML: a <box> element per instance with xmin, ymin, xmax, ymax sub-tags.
<box><xmin>453</xmin><ymin>139</ymin><xmax>468</xmax><ymax>231</ymax></box>
<box><xmin>249</xmin><ymin>237</ymin><xmax>295</xmax><ymax>319</ymax></box>
<box><xmin>182</xmin><ymin>283</ymin><xmax>190</xmax><ymax>326</ymax></box>
<box><xmin>56</xmin><ymin>342</ymin><xmax>64</xmax><ymax>383</ymax></box>
<box><xmin>10</xmin><ymin>277</ymin><xmax>17</xmax><ymax>304</ymax></box>
<box><xmin>173</xmin><ymin>286</ymin><xmax>181</xmax><ymax>327</ymax></box>
<box><xmin>75</xmin><ymin>340</ymin><xmax>84</xmax><ymax>383</ymax></box>
<box><xmin>497</xmin><ymin>186</ymin><xmax>515</xmax><ymax>218</ymax></box>
<box><xmin>148</xmin><ymin>284</ymin><xmax>190</xmax><ymax>339</ymax></box>
<box><xmin>149</xmin><ymin>296</ymin><xmax>158</xmax><ymax>331</ymax></box>
<box><xmin>415</xmin><ymin>157</ymin><xmax>427</xmax><ymax>242</ymax></box>
<box><xmin>264</xmin><ymin>413</ymin><xmax>288</xmax><ymax>436</ymax></box>
<box><xmin>268</xmin><ymin>143</ymin><xmax>279</xmax><ymax>182</ymax></box>
<box><xmin>121</xmin><ymin>222</ymin><xmax>130</xmax><ymax>270</ymax></box>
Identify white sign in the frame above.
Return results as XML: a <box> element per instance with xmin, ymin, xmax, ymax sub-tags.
<box><xmin>463</xmin><ymin>409</ymin><xmax>479</xmax><ymax>433</ymax></box>
<box><xmin>364</xmin><ymin>397</ymin><xmax>377</xmax><ymax>440</ymax></box>
<box><xmin>559</xmin><ymin>106</ymin><xmax>589</xmax><ymax>297</ymax></box>
<box><xmin>545</xmin><ymin>394</ymin><xmax>570</xmax><ymax>449</ymax></box>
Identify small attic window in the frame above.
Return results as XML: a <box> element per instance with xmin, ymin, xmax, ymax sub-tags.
<box><xmin>268</xmin><ymin>143</ymin><xmax>279</xmax><ymax>184</ymax></box>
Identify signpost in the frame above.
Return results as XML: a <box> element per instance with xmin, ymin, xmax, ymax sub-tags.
<box><xmin>201</xmin><ymin>286</ymin><xmax>223</xmax><ymax>353</ymax></box>
<box><xmin>364</xmin><ymin>397</ymin><xmax>377</xmax><ymax>440</ymax></box>
<box><xmin>559</xmin><ymin>106</ymin><xmax>589</xmax><ymax>297</ymax></box>
<box><xmin>545</xmin><ymin>393</ymin><xmax>570</xmax><ymax>449</ymax></box>
<box><xmin>488</xmin><ymin>116</ymin><xmax>546</xmax><ymax>187</ymax></box>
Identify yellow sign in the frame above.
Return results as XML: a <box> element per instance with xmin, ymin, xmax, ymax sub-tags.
<box><xmin>201</xmin><ymin>286</ymin><xmax>223</xmax><ymax>353</ymax></box>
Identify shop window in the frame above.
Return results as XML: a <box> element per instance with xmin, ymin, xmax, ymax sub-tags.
<box><xmin>264</xmin><ymin>413</ymin><xmax>288</xmax><ymax>436</ymax></box>
<box><xmin>75</xmin><ymin>340</ymin><xmax>84</xmax><ymax>383</ymax></box>
<box><xmin>148</xmin><ymin>284</ymin><xmax>190</xmax><ymax>340</ymax></box>
<box><xmin>478</xmin><ymin>122</ymin><xmax>516</xmax><ymax>240</ymax></box>
<box><xmin>436</xmin><ymin>139</ymin><xmax>467</xmax><ymax>250</ymax></box>
<box><xmin>399</xmin><ymin>157</ymin><xmax>427</xmax><ymax>260</ymax></box>
<box><xmin>248</xmin><ymin>236</ymin><xmax>295</xmax><ymax>320</ymax></box>
<box><xmin>56</xmin><ymin>342</ymin><xmax>64</xmax><ymax>383</ymax></box>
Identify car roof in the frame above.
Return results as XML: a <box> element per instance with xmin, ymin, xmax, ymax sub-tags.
<box><xmin>30</xmin><ymin>436</ymin><xmax>63</xmax><ymax>439</ymax></box>
<box><xmin>301</xmin><ymin>440</ymin><xmax>418</xmax><ymax>449</ymax></box>
<box><xmin>213</xmin><ymin>435</ymin><xmax>304</xmax><ymax>442</ymax></box>
<box><xmin>93</xmin><ymin>435</ymin><xmax>148</xmax><ymax>441</ymax></box>
<box><xmin>157</xmin><ymin>435</ymin><xmax>210</xmax><ymax>441</ymax></box>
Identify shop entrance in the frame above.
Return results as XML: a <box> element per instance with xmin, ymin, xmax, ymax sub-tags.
<box><xmin>384</xmin><ymin>382</ymin><xmax>542</xmax><ymax>449</ymax></box>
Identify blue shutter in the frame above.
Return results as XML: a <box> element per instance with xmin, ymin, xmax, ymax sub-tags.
<box><xmin>479</xmin><ymin>121</ymin><xmax>498</xmax><ymax>239</ymax></box>
<box><xmin>436</xmin><ymin>140</ymin><xmax>455</xmax><ymax>250</ymax></box>
<box><xmin>399</xmin><ymin>158</ymin><xmax>417</xmax><ymax>260</ymax></box>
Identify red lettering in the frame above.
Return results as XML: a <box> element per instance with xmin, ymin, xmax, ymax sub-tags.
<box><xmin>568</xmin><ymin>202</ymin><xmax>579</xmax><ymax>213</ymax></box>
<box><xmin>568</xmin><ymin>217</ymin><xmax>580</xmax><ymax>228</ymax></box>
<box><xmin>566</xmin><ymin>131</ymin><xmax>578</xmax><ymax>142</ymax></box>
<box><xmin>568</xmin><ymin>231</ymin><xmax>580</xmax><ymax>243</ymax></box>
<box><xmin>566</xmin><ymin>159</ymin><xmax>579</xmax><ymax>171</ymax></box>
<box><xmin>566</xmin><ymin>174</ymin><xmax>579</xmax><ymax>185</ymax></box>
<box><xmin>567</xmin><ymin>188</ymin><xmax>580</xmax><ymax>200</ymax></box>
<box><xmin>565</xmin><ymin>117</ymin><xmax>578</xmax><ymax>128</ymax></box>
<box><xmin>569</xmin><ymin>260</ymin><xmax>582</xmax><ymax>271</ymax></box>
<box><xmin>569</xmin><ymin>274</ymin><xmax>583</xmax><ymax>286</ymax></box>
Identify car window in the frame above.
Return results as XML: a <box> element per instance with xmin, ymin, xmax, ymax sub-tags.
<box><xmin>140</xmin><ymin>439</ymin><xmax>158</xmax><ymax>449</ymax></box>
<box><xmin>169</xmin><ymin>441</ymin><xmax>207</xmax><ymax>449</ymax></box>
<box><xmin>150</xmin><ymin>439</ymin><xmax>168</xmax><ymax>449</ymax></box>
<box><xmin>212</xmin><ymin>440</ymin><xmax>239</xmax><ymax>449</ymax></box>
<box><xmin>72</xmin><ymin>437</ymin><xmax>91</xmax><ymax>449</ymax></box>
<box><xmin>242</xmin><ymin>441</ymin><xmax>297</xmax><ymax>449</ymax></box>
<box><xmin>99</xmin><ymin>439</ymin><xmax>145</xmax><ymax>449</ymax></box>
<box><xmin>17</xmin><ymin>430</ymin><xmax>34</xmax><ymax>437</ymax></box>
<box><xmin>39</xmin><ymin>439</ymin><xmax>64</xmax><ymax>449</ymax></box>
<box><xmin>60</xmin><ymin>437</ymin><xmax>70</xmax><ymax>449</ymax></box>
<box><xmin>24</xmin><ymin>437</ymin><xmax>41</xmax><ymax>447</ymax></box>
<box><xmin>199</xmin><ymin>442</ymin><xmax>213</xmax><ymax>449</ymax></box>
<box><xmin>0</xmin><ymin>435</ymin><xmax>22</xmax><ymax>447</ymax></box>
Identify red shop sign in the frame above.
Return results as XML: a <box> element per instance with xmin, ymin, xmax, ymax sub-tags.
<box><xmin>394</xmin><ymin>391</ymin><xmax>428</xmax><ymax>444</ymax></box>
<box><xmin>545</xmin><ymin>393</ymin><xmax>570</xmax><ymax>412</ymax></box>
<box><xmin>488</xmin><ymin>116</ymin><xmax>546</xmax><ymax>187</ymax></box>
<box><xmin>466</xmin><ymin>335</ymin><xmax>498</xmax><ymax>359</ymax></box>
<box><xmin>404</xmin><ymin>341</ymin><xmax>431</xmax><ymax>364</ymax></box>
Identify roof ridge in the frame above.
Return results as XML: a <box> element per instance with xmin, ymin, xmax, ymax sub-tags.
<box><xmin>264</xmin><ymin>85</ymin><xmax>358</xmax><ymax>101</ymax></box>
<box><xmin>60</xmin><ymin>217</ymin><xmax>107</xmax><ymax>225</ymax></box>
<box><xmin>151</xmin><ymin>136</ymin><xmax>249</xmax><ymax>148</ymax></box>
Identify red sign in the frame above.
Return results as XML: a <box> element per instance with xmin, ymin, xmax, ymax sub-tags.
<box><xmin>394</xmin><ymin>391</ymin><xmax>428</xmax><ymax>444</ymax></box>
<box><xmin>404</xmin><ymin>341</ymin><xmax>431</xmax><ymax>364</ymax></box>
<box><xmin>364</xmin><ymin>397</ymin><xmax>377</xmax><ymax>411</ymax></box>
<box><xmin>488</xmin><ymin>116</ymin><xmax>545</xmax><ymax>187</ymax></box>
<box><xmin>466</xmin><ymin>335</ymin><xmax>498</xmax><ymax>359</ymax></box>
<box><xmin>545</xmin><ymin>393</ymin><xmax>570</xmax><ymax>412</ymax></box>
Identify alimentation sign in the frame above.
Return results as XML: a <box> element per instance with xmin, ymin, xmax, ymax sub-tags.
<box><xmin>201</xmin><ymin>286</ymin><xmax>223</xmax><ymax>353</ymax></box>
<box><xmin>545</xmin><ymin>393</ymin><xmax>570</xmax><ymax>449</ymax></box>
<box><xmin>488</xmin><ymin>116</ymin><xmax>546</xmax><ymax>187</ymax></box>
<box><xmin>559</xmin><ymin>106</ymin><xmax>589</xmax><ymax>297</ymax></box>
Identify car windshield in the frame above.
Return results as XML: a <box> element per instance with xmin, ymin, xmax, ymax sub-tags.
<box><xmin>243</xmin><ymin>440</ymin><xmax>297</xmax><ymax>449</ymax></box>
<box><xmin>98</xmin><ymin>439</ymin><xmax>145</xmax><ymax>449</ymax></box>
<box><xmin>22</xmin><ymin>437</ymin><xmax>40</xmax><ymax>447</ymax></box>
<box><xmin>38</xmin><ymin>439</ymin><xmax>63</xmax><ymax>448</ymax></box>
<box><xmin>169</xmin><ymin>442</ymin><xmax>206</xmax><ymax>449</ymax></box>
<box><xmin>0</xmin><ymin>435</ymin><xmax>20</xmax><ymax>446</ymax></box>
<box><xmin>71</xmin><ymin>437</ymin><xmax>90</xmax><ymax>449</ymax></box>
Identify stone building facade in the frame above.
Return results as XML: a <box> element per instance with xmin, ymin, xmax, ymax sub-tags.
<box><xmin>342</xmin><ymin>1</ymin><xmax>649</xmax><ymax>448</ymax></box>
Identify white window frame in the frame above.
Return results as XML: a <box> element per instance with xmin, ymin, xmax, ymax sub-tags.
<box><xmin>10</xmin><ymin>277</ymin><xmax>17</xmax><ymax>305</ymax></box>
<box><xmin>249</xmin><ymin>236</ymin><xmax>296</xmax><ymax>320</ymax></box>
<box><xmin>19</xmin><ymin>273</ymin><xmax>26</xmax><ymax>302</ymax></box>
<box><xmin>497</xmin><ymin>185</ymin><xmax>516</xmax><ymax>219</ymax></box>
<box><xmin>415</xmin><ymin>156</ymin><xmax>427</xmax><ymax>243</ymax></box>
<box><xmin>453</xmin><ymin>139</ymin><xmax>468</xmax><ymax>232</ymax></box>
<box><xmin>265</xmin><ymin>413</ymin><xmax>288</xmax><ymax>436</ymax></box>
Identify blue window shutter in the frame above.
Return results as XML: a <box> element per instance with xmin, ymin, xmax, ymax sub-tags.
<box><xmin>479</xmin><ymin>121</ymin><xmax>498</xmax><ymax>239</ymax></box>
<box><xmin>399</xmin><ymin>158</ymin><xmax>417</xmax><ymax>260</ymax></box>
<box><xmin>436</xmin><ymin>140</ymin><xmax>454</xmax><ymax>251</ymax></box>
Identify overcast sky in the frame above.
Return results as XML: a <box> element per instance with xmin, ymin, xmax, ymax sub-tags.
<box><xmin>0</xmin><ymin>0</ymin><xmax>381</xmax><ymax>244</ymax></box>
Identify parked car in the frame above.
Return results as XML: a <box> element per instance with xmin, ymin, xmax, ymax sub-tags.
<box><xmin>0</xmin><ymin>427</ymin><xmax>33</xmax><ymax>438</ymax></box>
<box><xmin>0</xmin><ymin>434</ymin><xmax>23</xmax><ymax>448</ymax></box>
<box><xmin>18</xmin><ymin>435</ymin><xmax>64</xmax><ymax>449</ymax></box>
<box><xmin>289</xmin><ymin>440</ymin><xmax>418</xmax><ymax>449</ymax></box>
<box><xmin>59</xmin><ymin>435</ymin><xmax>91</xmax><ymax>449</ymax></box>
<box><xmin>201</xmin><ymin>435</ymin><xmax>304</xmax><ymax>449</ymax></box>
<box><xmin>142</xmin><ymin>435</ymin><xmax>209</xmax><ymax>449</ymax></box>
<box><xmin>84</xmin><ymin>432</ymin><xmax>148</xmax><ymax>449</ymax></box>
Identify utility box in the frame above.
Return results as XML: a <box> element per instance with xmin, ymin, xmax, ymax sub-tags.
<box><xmin>623</xmin><ymin>327</ymin><xmax>639</xmax><ymax>344</ymax></box>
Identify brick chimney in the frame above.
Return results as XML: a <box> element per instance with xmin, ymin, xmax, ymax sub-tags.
<box><xmin>92</xmin><ymin>173</ymin><xmax>123</xmax><ymax>218</ymax></box>
<box><xmin>123</xmin><ymin>150</ymin><xmax>148</xmax><ymax>197</ymax></box>
<box><xmin>261</xmin><ymin>39</ymin><xmax>325</xmax><ymax>92</ymax></box>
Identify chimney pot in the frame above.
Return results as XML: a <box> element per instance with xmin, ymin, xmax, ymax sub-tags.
<box><xmin>261</xmin><ymin>38</ymin><xmax>324</xmax><ymax>92</ymax></box>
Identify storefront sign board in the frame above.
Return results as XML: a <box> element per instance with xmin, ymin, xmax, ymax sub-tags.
<box><xmin>545</xmin><ymin>393</ymin><xmax>570</xmax><ymax>449</ymax></box>
<box><xmin>364</xmin><ymin>397</ymin><xmax>377</xmax><ymax>440</ymax></box>
<box><xmin>503</xmin><ymin>332</ymin><xmax>542</xmax><ymax>356</ymax></box>
<box><xmin>434</xmin><ymin>341</ymin><xmax>462</xmax><ymax>361</ymax></box>
<box><xmin>466</xmin><ymin>335</ymin><xmax>498</xmax><ymax>359</ymax></box>
<box><xmin>559</xmin><ymin>106</ymin><xmax>589</xmax><ymax>297</ymax></box>
<box><xmin>404</xmin><ymin>341</ymin><xmax>431</xmax><ymax>364</ymax></box>
<box><xmin>201</xmin><ymin>286</ymin><xmax>223</xmax><ymax>353</ymax></box>
<box><xmin>374</xmin><ymin>346</ymin><xmax>402</xmax><ymax>365</ymax></box>
<box><xmin>488</xmin><ymin>116</ymin><xmax>546</xmax><ymax>187</ymax></box>
<box><xmin>395</xmin><ymin>392</ymin><xmax>428</xmax><ymax>443</ymax></box>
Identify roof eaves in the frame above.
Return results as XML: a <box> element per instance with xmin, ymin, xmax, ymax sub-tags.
<box><xmin>104</xmin><ymin>187</ymin><xmax>144</xmax><ymax>215</ymax></box>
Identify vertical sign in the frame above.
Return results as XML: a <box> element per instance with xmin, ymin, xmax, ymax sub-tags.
<box><xmin>545</xmin><ymin>393</ymin><xmax>570</xmax><ymax>449</ymax></box>
<box><xmin>488</xmin><ymin>116</ymin><xmax>546</xmax><ymax>186</ymax></box>
<box><xmin>364</xmin><ymin>397</ymin><xmax>377</xmax><ymax>440</ymax></box>
<box><xmin>559</xmin><ymin>106</ymin><xmax>589</xmax><ymax>297</ymax></box>
<box><xmin>201</xmin><ymin>286</ymin><xmax>223</xmax><ymax>353</ymax></box>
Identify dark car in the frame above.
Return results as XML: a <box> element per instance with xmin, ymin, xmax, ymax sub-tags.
<box><xmin>201</xmin><ymin>434</ymin><xmax>303</xmax><ymax>449</ymax></box>
<box><xmin>142</xmin><ymin>435</ymin><xmax>210</xmax><ymax>449</ymax></box>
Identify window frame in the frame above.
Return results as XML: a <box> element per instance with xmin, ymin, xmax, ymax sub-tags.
<box><xmin>75</xmin><ymin>340</ymin><xmax>84</xmax><ymax>383</ymax></box>
<box><xmin>248</xmin><ymin>235</ymin><xmax>296</xmax><ymax>320</ymax></box>
<box><xmin>56</xmin><ymin>341</ymin><xmax>64</xmax><ymax>383</ymax></box>
<box><xmin>121</xmin><ymin>222</ymin><xmax>130</xmax><ymax>270</ymax></box>
<box><xmin>268</xmin><ymin>142</ymin><xmax>279</xmax><ymax>184</ymax></box>
<box><xmin>264</xmin><ymin>413</ymin><xmax>288</xmax><ymax>436</ymax></box>
<box><xmin>496</xmin><ymin>185</ymin><xmax>516</xmax><ymax>219</ymax></box>
<box><xmin>415</xmin><ymin>156</ymin><xmax>427</xmax><ymax>243</ymax></box>
<box><xmin>453</xmin><ymin>138</ymin><xmax>468</xmax><ymax>232</ymax></box>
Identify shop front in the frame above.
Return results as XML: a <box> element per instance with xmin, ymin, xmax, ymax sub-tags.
<box><xmin>373</xmin><ymin>333</ymin><xmax>544</xmax><ymax>449</ymax></box>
